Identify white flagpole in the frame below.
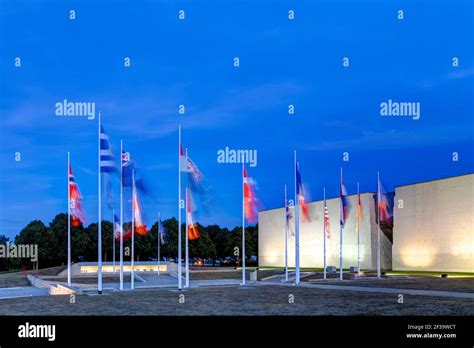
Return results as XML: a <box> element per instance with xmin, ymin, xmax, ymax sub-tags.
<box><xmin>284</xmin><ymin>184</ymin><xmax>288</xmax><ymax>282</ymax></box>
<box><xmin>294</xmin><ymin>151</ymin><xmax>300</xmax><ymax>285</ymax></box>
<box><xmin>323</xmin><ymin>187</ymin><xmax>327</xmax><ymax>280</ymax></box>
<box><xmin>185</xmin><ymin>149</ymin><xmax>190</xmax><ymax>288</ymax></box>
<box><xmin>357</xmin><ymin>182</ymin><xmax>361</xmax><ymax>277</ymax></box>
<box><xmin>119</xmin><ymin>140</ymin><xmax>124</xmax><ymax>290</ymax></box>
<box><xmin>157</xmin><ymin>212</ymin><xmax>161</xmax><ymax>276</ymax></box>
<box><xmin>131</xmin><ymin>169</ymin><xmax>135</xmax><ymax>290</ymax></box>
<box><xmin>97</xmin><ymin>111</ymin><xmax>103</xmax><ymax>294</ymax></box>
<box><xmin>377</xmin><ymin>172</ymin><xmax>381</xmax><ymax>279</ymax></box>
<box><xmin>242</xmin><ymin>163</ymin><xmax>246</xmax><ymax>286</ymax></box>
<box><xmin>112</xmin><ymin>209</ymin><xmax>115</xmax><ymax>274</ymax></box>
<box><xmin>178</xmin><ymin>125</ymin><xmax>183</xmax><ymax>290</ymax></box>
<box><xmin>339</xmin><ymin>167</ymin><xmax>343</xmax><ymax>281</ymax></box>
<box><xmin>67</xmin><ymin>152</ymin><xmax>71</xmax><ymax>286</ymax></box>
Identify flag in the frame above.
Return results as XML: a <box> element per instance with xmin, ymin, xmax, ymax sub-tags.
<box><xmin>296</xmin><ymin>163</ymin><xmax>310</xmax><ymax>222</ymax></box>
<box><xmin>100</xmin><ymin>125</ymin><xmax>118</xmax><ymax>208</ymax></box>
<box><xmin>113</xmin><ymin>213</ymin><xmax>120</xmax><ymax>240</ymax></box>
<box><xmin>69</xmin><ymin>164</ymin><xmax>85</xmax><ymax>227</ymax></box>
<box><xmin>378</xmin><ymin>178</ymin><xmax>392</xmax><ymax>223</ymax></box>
<box><xmin>100</xmin><ymin>125</ymin><xmax>117</xmax><ymax>173</ymax></box>
<box><xmin>187</xmin><ymin>189</ymin><xmax>200</xmax><ymax>240</ymax></box>
<box><xmin>132</xmin><ymin>177</ymin><xmax>147</xmax><ymax>235</ymax></box>
<box><xmin>355</xmin><ymin>190</ymin><xmax>363</xmax><ymax>233</ymax></box>
<box><xmin>324</xmin><ymin>202</ymin><xmax>331</xmax><ymax>239</ymax></box>
<box><xmin>243</xmin><ymin>167</ymin><xmax>259</xmax><ymax>223</ymax></box>
<box><xmin>159</xmin><ymin>219</ymin><xmax>166</xmax><ymax>245</ymax></box>
<box><xmin>285</xmin><ymin>199</ymin><xmax>294</xmax><ymax>236</ymax></box>
<box><xmin>180</xmin><ymin>145</ymin><xmax>209</xmax><ymax>215</ymax></box>
<box><xmin>340</xmin><ymin>171</ymin><xmax>351</xmax><ymax>226</ymax></box>
<box><xmin>121</xmin><ymin>149</ymin><xmax>147</xmax><ymax>193</ymax></box>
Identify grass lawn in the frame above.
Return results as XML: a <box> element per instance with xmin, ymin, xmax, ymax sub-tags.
<box><xmin>0</xmin><ymin>284</ymin><xmax>472</xmax><ymax>316</ymax></box>
<box><xmin>0</xmin><ymin>266</ymin><xmax>66</xmax><ymax>288</ymax></box>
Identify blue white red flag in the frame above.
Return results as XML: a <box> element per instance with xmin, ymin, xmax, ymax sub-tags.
<box><xmin>340</xmin><ymin>171</ymin><xmax>351</xmax><ymax>226</ymax></box>
<box><xmin>285</xmin><ymin>199</ymin><xmax>294</xmax><ymax>236</ymax></box>
<box><xmin>378</xmin><ymin>178</ymin><xmax>392</xmax><ymax>223</ymax></box>
<box><xmin>113</xmin><ymin>213</ymin><xmax>120</xmax><ymax>240</ymax></box>
<box><xmin>296</xmin><ymin>163</ymin><xmax>310</xmax><ymax>222</ymax></box>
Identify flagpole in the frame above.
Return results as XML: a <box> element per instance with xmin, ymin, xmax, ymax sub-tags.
<box><xmin>131</xmin><ymin>168</ymin><xmax>135</xmax><ymax>290</ymax></box>
<box><xmin>177</xmin><ymin>125</ymin><xmax>183</xmax><ymax>290</ymax></box>
<box><xmin>242</xmin><ymin>163</ymin><xmax>246</xmax><ymax>286</ymax></box>
<box><xmin>357</xmin><ymin>182</ymin><xmax>360</xmax><ymax>277</ymax></box>
<box><xmin>157</xmin><ymin>212</ymin><xmax>161</xmax><ymax>276</ymax></box>
<box><xmin>284</xmin><ymin>184</ymin><xmax>288</xmax><ymax>282</ymax></box>
<box><xmin>67</xmin><ymin>152</ymin><xmax>71</xmax><ymax>287</ymax></box>
<box><xmin>294</xmin><ymin>151</ymin><xmax>300</xmax><ymax>285</ymax></box>
<box><xmin>339</xmin><ymin>167</ymin><xmax>343</xmax><ymax>281</ymax></box>
<box><xmin>323</xmin><ymin>187</ymin><xmax>327</xmax><ymax>280</ymax></box>
<box><xmin>112</xmin><ymin>209</ymin><xmax>115</xmax><ymax>274</ymax></box>
<box><xmin>97</xmin><ymin>111</ymin><xmax>103</xmax><ymax>294</ymax></box>
<box><xmin>119</xmin><ymin>140</ymin><xmax>124</xmax><ymax>290</ymax></box>
<box><xmin>185</xmin><ymin>149</ymin><xmax>190</xmax><ymax>288</ymax></box>
<box><xmin>377</xmin><ymin>172</ymin><xmax>381</xmax><ymax>279</ymax></box>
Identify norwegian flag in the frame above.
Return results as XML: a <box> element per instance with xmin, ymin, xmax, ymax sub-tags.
<box><xmin>69</xmin><ymin>164</ymin><xmax>85</xmax><ymax>227</ymax></box>
<box><xmin>340</xmin><ymin>170</ymin><xmax>351</xmax><ymax>226</ymax></box>
<box><xmin>243</xmin><ymin>166</ymin><xmax>259</xmax><ymax>223</ymax></box>
<box><xmin>296</xmin><ymin>162</ymin><xmax>310</xmax><ymax>222</ymax></box>
<box><xmin>324</xmin><ymin>202</ymin><xmax>331</xmax><ymax>239</ymax></box>
<box><xmin>187</xmin><ymin>188</ymin><xmax>200</xmax><ymax>240</ymax></box>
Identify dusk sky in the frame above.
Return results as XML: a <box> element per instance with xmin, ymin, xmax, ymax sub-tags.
<box><xmin>0</xmin><ymin>0</ymin><xmax>473</xmax><ymax>238</ymax></box>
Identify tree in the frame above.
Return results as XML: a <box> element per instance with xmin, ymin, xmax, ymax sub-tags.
<box><xmin>15</xmin><ymin>220</ymin><xmax>54</xmax><ymax>268</ymax></box>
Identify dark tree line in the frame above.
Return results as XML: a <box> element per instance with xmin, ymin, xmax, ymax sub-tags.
<box><xmin>0</xmin><ymin>213</ymin><xmax>258</xmax><ymax>271</ymax></box>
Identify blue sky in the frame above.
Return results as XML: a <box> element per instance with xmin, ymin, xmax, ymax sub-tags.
<box><xmin>0</xmin><ymin>0</ymin><xmax>473</xmax><ymax>238</ymax></box>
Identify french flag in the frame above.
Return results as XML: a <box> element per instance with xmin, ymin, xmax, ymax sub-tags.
<box><xmin>113</xmin><ymin>214</ymin><xmax>120</xmax><ymax>240</ymax></box>
<box><xmin>296</xmin><ymin>163</ymin><xmax>310</xmax><ymax>222</ymax></box>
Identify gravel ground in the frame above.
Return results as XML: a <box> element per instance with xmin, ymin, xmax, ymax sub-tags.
<box><xmin>0</xmin><ymin>284</ymin><xmax>472</xmax><ymax>316</ymax></box>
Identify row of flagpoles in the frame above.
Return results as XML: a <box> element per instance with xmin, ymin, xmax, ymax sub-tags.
<box><xmin>286</xmin><ymin>151</ymin><xmax>391</xmax><ymax>284</ymax></box>
<box><xmin>66</xmin><ymin>115</ymin><xmax>390</xmax><ymax>292</ymax></box>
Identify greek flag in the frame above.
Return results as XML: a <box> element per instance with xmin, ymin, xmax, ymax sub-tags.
<box><xmin>100</xmin><ymin>125</ymin><xmax>117</xmax><ymax>173</ymax></box>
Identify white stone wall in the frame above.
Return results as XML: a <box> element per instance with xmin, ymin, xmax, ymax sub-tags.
<box><xmin>393</xmin><ymin>174</ymin><xmax>474</xmax><ymax>272</ymax></box>
<box><xmin>258</xmin><ymin>193</ymin><xmax>391</xmax><ymax>270</ymax></box>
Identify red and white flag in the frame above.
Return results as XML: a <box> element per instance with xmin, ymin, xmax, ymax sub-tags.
<box><xmin>69</xmin><ymin>164</ymin><xmax>85</xmax><ymax>227</ymax></box>
<box><xmin>243</xmin><ymin>167</ymin><xmax>259</xmax><ymax>223</ymax></box>
<box><xmin>324</xmin><ymin>203</ymin><xmax>331</xmax><ymax>239</ymax></box>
